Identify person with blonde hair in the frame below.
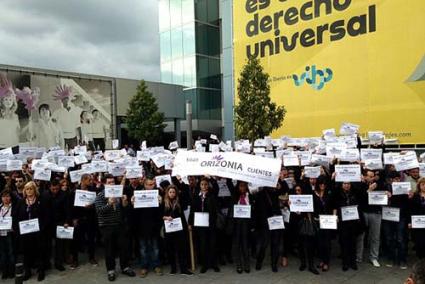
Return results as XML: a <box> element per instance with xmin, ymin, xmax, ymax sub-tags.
<box><xmin>162</xmin><ymin>185</ymin><xmax>192</xmax><ymax>275</ymax></box>
<box><xmin>14</xmin><ymin>181</ymin><xmax>51</xmax><ymax>281</ymax></box>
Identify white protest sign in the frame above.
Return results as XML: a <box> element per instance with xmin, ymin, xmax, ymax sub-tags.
<box><xmin>341</xmin><ymin>205</ymin><xmax>359</xmax><ymax>221</ymax></box>
<box><xmin>382</xmin><ymin>207</ymin><xmax>400</xmax><ymax>222</ymax></box>
<box><xmin>69</xmin><ymin>169</ymin><xmax>84</xmax><ymax>183</ymax></box>
<box><xmin>91</xmin><ymin>160</ymin><xmax>108</xmax><ymax>172</ymax></box>
<box><xmin>73</xmin><ymin>145</ymin><xmax>87</xmax><ymax>155</ymax></box>
<box><xmin>289</xmin><ymin>195</ymin><xmax>314</xmax><ymax>212</ymax></box>
<box><xmin>57</xmin><ymin>156</ymin><xmax>75</xmax><ymax>168</ymax></box>
<box><xmin>0</xmin><ymin>217</ymin><xmax>12</xmax><ymax>230</ymax></box>
<box><xmin>319</xmin><ymin>215</ymin><xmax>338</xmax><ymax>230</ymax></box>
<box><xmin>340</xmin><ymin>123</ymin><xmax>359</xmax><ymax>135</ymax></box>
<box><xmin>283</xmin><ymin>154</ymin><xmax>299</xmax><ymax>166</ymax></box>
<box><xmin>393</xmin><ymin>152</ymin><xmax>419</xmax><ymax>172</ymax></box>
<box><xmin>392</xmin><ymin>182</ymin><xmax>410</xmax><ymax>195</ymax></box>
<box><xmin>74</xmin><ymin>154</ymin><xmax>88</xmax><ymax>165</ymax></box>
<box><xmin>326</xmin><ymin>142</ymin><xmax>347</xmax><ymax>158</ymax></box>
<box><xmin>133</xmin><ymin>190</ymin><xmax>159</xmax><ymax>208</ymax></box>
<box><xmin>340</xmin><ymin>148</ymin><xmax>360</xmax><ymax>162</ymax></box>
<box><xmin>194</xmin><ymin>212</ymin><xmax>209</xmax><ymax>227</ymax></box>
<box><xmin>56</xmin><ymin>226</ymin><xmax>74</xmax><ymax>239</ymax></box>
<box><xmin>384</xmin><ymin>152</ymin><xmax>397</xmax><ymax>165</ymax></box>
<box><xmin>311</xmin><ymin>154</ymin><xmax>331</xmax><ymax>167</ymax></box>
<box><xmin>209</xmin><ymin>144</ymin><xmax>220</xmax><ymax>152</ymax></box>
<box><xmin>361</xmin><ymin>149</ymin><xmax>383</xmax><ymax>162</ymax></box>
<box><xmin>155</xmin><ymin>175</ymin><xmax>172</xmax><ymax>188</ymax></box>
<box><xmin>74</xmin><ymin>190</ymin><xmax>96</xmax><ymax>207</ymax></box>
<box><xmin>322</xmin><ymin>128</ymin><xmax>336</xmax><ymax>138</ymax></box>
<box><xmin>210</xmin><ymin>134</ymin><xmax>218</xmax><ymax>141</ymax></box>
<box><xmin>368</xmin><ymin>191</ymin><xmax>388</xmax><ymax>205</ymax></box>
<box><xmin>136</xmin><ymin>150</ymin><xmax>150</xmax><ymax>162</ymax></box>
<box><xmin>0</xmin><ymin>148</ymin><xmax>13</xmax><ymax>160</ymax></box>
<box><xmin>364</xmin><ymin>159</ymin><xmax>383</xmax><ymax>170</ymax></box>
<box><xmin>34</xmin><ymin>168</ymin><xmax>52</xmax><ymax>181</ymax></box>
<box><xmin>125</xmin><ymin>166</ymin><xmax>144</xmax><ymax>179</ymax></box>
<box><xmin>164</xmin><ymin>218</ymin><xmax>183</xmax><ymax>233</ymax></box>
<box><xmin>295</xmin><ymin>151</ymin><xmax>312</xmax><ymax>166</ymax></box>
<box><xmin>335</xmin><ymin>165</ymin><xmax>361</xmax><ymax>182</ymax></box>
<box><xmin>411</xmin><ymin>216</ymin><xmax>425</xmax><ymax>229</ymax></box>
<box><xmin>104</xmin><ymin>150</ymin><xmax>121</xmax><ymax>161</ymax></box>
<box><xmin>172</xmin><ymin>151</ymin><xmax>281</xmax><ymax>187</ymax></box>
<box><xmin>108</xmin><ymin>163</ymin><xmax>126</xmax><ymax>177</ymax></box>
<box><xmin>267</xmin><ymin>216</ymin><xmax>285</xmax><ymax>230</ymax></box>
<box><xmin>368</xmin><ymin>131</ymin><xmax>384</xmax><ymax>143</ymax></box>
<box><xmin>19</xmin><ymin>219</ymin><xmax>40</xmax><ymax>235</ymax></box>
<box><xmin>233</xmin><ymin>205</ymin><xmax>251</xmax><ymax>218</ymax></box>
<box><xmin>169</xmin><ymin>141</ymin><xmax>179</xmax><ymax>150</ymax></box>
<box><xmin>104</xmin><ymin>185</ymin><xmax>123</xmax><ymax>198</ymax></box>
<box><xmin>304</xmin><ymin>166</ymin><xmax>321</xmax><ymax>178</ymax></box>
<box><xmin>6</xmin><ymin>160</ymin><xmax>22</xmax><ymax>171</ymax></box>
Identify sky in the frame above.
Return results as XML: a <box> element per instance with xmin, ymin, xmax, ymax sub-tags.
<box><xmin>0</xmin><ymin>0</ymin><xmax>160</xmax><ymax>81</ymax></box>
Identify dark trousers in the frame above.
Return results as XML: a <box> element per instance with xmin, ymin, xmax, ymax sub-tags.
<box><xmin>317</xmin><ymin>229</ymin><xmax>332</xmax><ymax>265</ymax></box>
<box><xmin>19</xmin><ymin>232</ymin><xmax>48</xmax><ymax>272</ymax></box>
<box><xmin>100</xmin><ymin>225</ymin><xmax>129</xmax><ymax>272</ymax></box>
<box><xmin>298</xmin><ymin>235</ymin><xmax>315</xmax><ymax>268</ymax></box>
<box><xmin>383</xmin><ymin>218</ymin><xmax>407</xmax><ymax>264</ymax></box>
<box><xmin>412</xmin><ymin>229</ymin><xmax>425</xmax><ymax>259</ymax></box>
<box><xmin>165</xmin><ymin>231</ymin><xmax>189</xmax><ymax>272</ymax></box>
<box><xmin>196</xmin><ymin>228</ymin><xmax>217</xmax><ymax>269</ymax></box>
<box><xmin>0</xmin><ymin>234</ymin><xmax>15</xmax><ymax>274</ymax></box>
<box><xmin>256</xmin><ymin>228</ymin><xmax>281</xmax><ymax>268</ymax></box>
<box><xmin>217</xmin><ymin>228</ymin><xmax>233</xmax><ymax>262</ymax></box>
<box><xmin>72</xmin><ymin>219</ymin><xmax>96</xmax><ymax>262</ymax></box>
<box><xmin>339</xmin><ymin>225</ymin><xmax>358</xmax><ymax>267</ymax></box>
<box><xmin>233</xmin><ymin>219</ymin><xmax>250</xmax><ymax>270</ymax></box>
<box><xmin>93</xmin><ymin>138</ymin><xmax>105</xmax><ymax>152</ymax></box>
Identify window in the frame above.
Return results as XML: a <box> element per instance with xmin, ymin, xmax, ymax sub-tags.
<box><xmin>182</xmin><ymin>24</ymin><xmax>195</xmax><ymax>56</ymax></box>
<box><xmin>170</xmin><ymin>28</ymin><xmax>183</xmax><ymax>60</ymax></box>
<box><xmin>183</xmin><ymin>55</ymin><xmax>196</xmax><ymax>88</ymax></box>
<box><xmin>158</xmin><ymin>0</ymin><xmax>170</xmax><ymax>32</ymax></box>
<box><xmin>170</xmin><ymin>0</ymin><xmax>182</xmax><ymax>28</ymax></box>
<box><xmin>181</xmin><ymin>0</ymin><xmax>194</xmax><ymax>24</ymax></box>
<box><xmin>160</xmin><ymin>31</ymin><xmax>171</xmax><ymax>63</ymax></box>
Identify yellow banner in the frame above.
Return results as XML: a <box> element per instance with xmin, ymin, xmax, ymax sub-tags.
<box><xmin>233</xmin><ymin>0</ymin><xmax>425</xmax><ymax>143</ymax></box>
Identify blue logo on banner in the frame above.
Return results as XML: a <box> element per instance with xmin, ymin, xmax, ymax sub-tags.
<box><xmin>293</xmin><ymin>65</ymin><xmax>333</xmax><ymax>90</ymax></box>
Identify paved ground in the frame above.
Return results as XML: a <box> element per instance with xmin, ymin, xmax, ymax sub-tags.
<box><xmin>5</xmin><ymin>255</ymin><xmax>411</xmax><ymax>284</ymax></box>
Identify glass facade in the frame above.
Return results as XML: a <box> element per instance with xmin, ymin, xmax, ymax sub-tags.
<box><xmin>159</xmin><ymin>0</ymin><xmax>221</xmax><ymax>122</ymax></box>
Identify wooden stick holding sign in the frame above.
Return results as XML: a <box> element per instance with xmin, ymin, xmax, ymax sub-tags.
<box><xmin>188</xmin><ymin>227</ymin><xmax>196</xmax><ymax>271</ymax></box>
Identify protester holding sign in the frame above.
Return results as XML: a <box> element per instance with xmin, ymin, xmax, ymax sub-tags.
<box><xmin>408</xmin><ymin>178</ymin><xmax>425</xmax><ymax>259</ymax></box>
<box><xmin>227</xmin><ymin>180</ymin><xmax>253</xmax><ymax>274</ymax></box>
<box><xmin>253</xmin><ymin>185</ymin><xmax>283</xmax><ymax>273</ymax></box>
<box><xmin>95</xmin><ymin>174</ymin><xmax>135</xmax><ymax>281</ymax></box>
<box><xmin>332</xmin><ymin>182</ymin><xmax>363</xmax><ymax>271</ymax></box>
<box><xmin>42</xmin><ymin>179</ymin><xmax>71</xmax><ymax>272</ymax></box>
<box><xmin>131</xmin><ymin>175</ymin><xmax>163</xmax><ymax>277</ymax></box>
<box><xmin>0</xmin><ymin>190</ymin><xmax>16</xmax><ymax>279</ymax></box>
<box><xmin>382</xmin><ymin>171</ymin><xmax>409</xmax><ymax>269</ymax></box>
<box><xmin>356</xmin><ymin>169</ymin><xmax>387</xmax><ymax>267</ymax></box>
<box><xmin>69</xmin><ymin>174</ymin><xmax>98</xmax><ymax>269</ymax></box>
<box><xmin>188</xmin><ymin>177</ymin><xmax>220</xmax><ymax>273</ymax></box>
<box><xmin>161</xmin><ymin>185</ymin><xmax>192</xmax><ymax>275</ymax></box>
<box><xmin>312</xmin><ymin>176</ymin><xmax>333</xmax><ymax>272</ymax></box>
<box><xmin>14</xmin><ymin>181</ymin><xmax>50</xmax><ymax>281</ymax></box>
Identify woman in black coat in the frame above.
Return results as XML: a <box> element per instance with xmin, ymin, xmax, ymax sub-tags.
<box><xmin>332</xmin><ymin>182</ymin><xmax>363</xmax><ymax>271</ymax></box>
<box><xmin>188</xmin><ymin>177</ymin><xmax>219</xmax><ymax>273</ymax></box>
<box><xmin>162</xmin><ymin>185</ymin><xmax>193</xmax><ymax>275</ymax></box>
<box><xmin>14</xmin><ymin>181</ymin><xmax>51</xmax><ymax>281</ymax></box>
<box><xmin>227</xmin><ymin>180</ymin><xmax>254</xmax><ymax>273</ymax></box>
<box><xmin>409</xmin><ymin>178</ymin><xmax>425</xmax><ymax>259</ymax></box>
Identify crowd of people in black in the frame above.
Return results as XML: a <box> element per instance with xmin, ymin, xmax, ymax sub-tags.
<box><xmin>0</xmin><ymin>145</ymin><xmax>424</xmax><ymax>282</ymax></box>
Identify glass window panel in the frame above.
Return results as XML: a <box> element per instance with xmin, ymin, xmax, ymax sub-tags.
<box><xmin>161</xmin><ymin>62</ymin><xmax>173</xmax><ymax>84</ymax></box>
<box><xmin>182</xmin><ymin>24</ymin><xmax>195</xmax><ymax>56</ymax></box>
<box><xmin>158</xmin><ymin>0</ymin><xmax>170</xmax><ymax>32</ymax></box>
<box><xmin>172</xmin><ymin>58</ymin><xmax>184</xmax><ymax>85</ymax></box>
<box><xmin>195</xmin><ymin>23</ymin><xmax>220</xmax><ymax>57</ymax></box>
<box><xmin>183</xmin><ymin>56</ymin><xmax>196</xmax><ymax>88</ymax></box>
<box><xmin>170</xmin><ymin>0</ymin><xmax>182</xmax><ymax>28</ymax></box>
<box><xmin>181</xmin><ymin>0</ymin><xmax>194</xmax><ymax>24</ymax></box>
<box><xmin>160</xmin><ymin>31</ymin><xmax>171</xmax><ymax>63</ymax></box>
<box><xmin>207</xmin><ymin>0</ymin><xmax>219</xmax><ymax>25</ymax></box>
<box><xmin>171</xmin><ymin>27</ymin><xmax>183</xmax><ymax>59</ymax></box>
<box><xmin>195</xmin><ymin>0</ymin><xmax>207</xmax><ymax>23</ymax></box>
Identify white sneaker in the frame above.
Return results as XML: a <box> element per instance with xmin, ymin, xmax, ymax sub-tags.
<box><xmin>385</xmin><ymin>263</ymin><xmax>393</xmax><ymax>268</ymax></box>
<box><xmin>400</xmin><ymin>263</ymin><xmax>408</xmax><ymax>270</ymax></box>
<box><xmin>371</xmin><ymin>259</ymin><xmax>381</xmax><ymax>267</ymax></box>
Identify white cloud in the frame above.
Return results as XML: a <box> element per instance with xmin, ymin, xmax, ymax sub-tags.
<box><xmin>0</xmin><ymin>0</ymin><xmax>160</xmax><ymax>81</ymax></box>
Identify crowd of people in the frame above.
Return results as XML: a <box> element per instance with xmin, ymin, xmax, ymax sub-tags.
<box><xmin>0</xmin><ymin>137</ymin><xmax>424</xmax><ymax>282</ymax></box>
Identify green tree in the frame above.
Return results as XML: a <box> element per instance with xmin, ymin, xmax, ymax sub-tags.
<box><xmin>235</xmin><ymin>58</ymin><xmax>286</xmax><ymax>142</ymax></box>
<box><xmin>125</xmin><ymin>80</ymin><xmax>166</xmax><ymax>145</ymax></box>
